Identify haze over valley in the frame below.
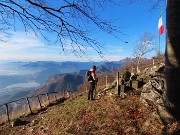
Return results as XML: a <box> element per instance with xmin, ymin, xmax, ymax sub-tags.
<box><xmin>0</xmin><ymin>60</ymin><xmax>126</xmax><ymax>104</ymax></box>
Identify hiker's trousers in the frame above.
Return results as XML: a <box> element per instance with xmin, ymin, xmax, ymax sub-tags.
<box><xmin>88</xmin><ymin>81</ymin><xmax>95</xmax><ymax>100</ymax></box>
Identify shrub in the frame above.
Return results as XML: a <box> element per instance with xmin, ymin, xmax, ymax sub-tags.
<box><xmin>123</xmin><ymin>70</ymin><xmax>131</xmax><ymax>82</ymax></box>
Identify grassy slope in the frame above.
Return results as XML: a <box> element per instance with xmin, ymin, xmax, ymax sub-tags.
<box><xmin>0</xmin><ymin>86</ymin><xmax>178</xmax><ymax>135</ymax></box>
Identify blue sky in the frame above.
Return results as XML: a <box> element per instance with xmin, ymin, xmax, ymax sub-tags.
<box><xmin>0</xmin><ymin>1</ymin><xmax>166</xmax><ymax>62</ymax></box>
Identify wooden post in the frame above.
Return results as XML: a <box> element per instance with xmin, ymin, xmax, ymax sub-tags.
<box><xmin>66</xmin><ymin>91</ymin><xmax>70</xmax><ymax>98</ymax></box>
<box><xmin>54</xmin><ymin>93</ymin><xmax>58</xmax><ymax>102</ymax></box>
<box><xmin>130</xmin><ymin>80</ymin><xmax>132</xmax><ymax>88</ymax></box>
<box><xmin>26</xmin><ymin>97</ymin><xmax>32</xmax><ymax>114</ymax></box>
<box><xmin>117</xmin><ymin>72</ymin><xmax>120</xmax><ymax>96</ymax></box>
<box><xmin>106</xmin><ymin>75</ymin><xmax>108</xmax><ymax>88</ymax></box>
<box><xmin>5</xmin><ymin>104</ymin><xmax>10</xmax><ymax>123</ymax></box>
<box><xmin>120</xmin><ymin>85</ymin><xmax>125</xmax><ymax>98</ymax></box>
<box><xmin>37</xmin><ymin>95</ymin><xmax>42</xmax><ymax>109</ymax></box>
<box><xmin>46</xmin><ymin>93</ymin><xmax>50</xmax><ymax>105</ymax></box>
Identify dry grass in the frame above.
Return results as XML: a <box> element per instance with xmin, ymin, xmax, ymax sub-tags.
<box><xmin>0</xmin><ymin>93</ymin><xmax>62</xmax><ymax>125</ymax></box>
<box><xmin>0</xmin><ymin>87</ymin><xmax>179</xmax><ymax>135</ymax></box>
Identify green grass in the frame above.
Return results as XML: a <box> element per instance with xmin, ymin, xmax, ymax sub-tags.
<box><xmin>0</xmin><ymin>88</ymin><xmax>172</xmax><ymax>135</ymax></box>
<box><xmin>32</xmin><ymin>90</ymin><xmax>160</xmax><ymax>135</ymax></box>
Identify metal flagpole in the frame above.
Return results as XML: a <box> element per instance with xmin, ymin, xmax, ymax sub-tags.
<box><xmin>159</xmin><ymin>33</ymin><xmax>160</xmax><ymax>55</ymax></box>
<box><xmin>158</xmin><ymin>6</ymin><xmax>162</xmax><ymax>56</ymax></box>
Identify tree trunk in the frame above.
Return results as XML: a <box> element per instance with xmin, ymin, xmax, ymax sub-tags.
<box><xmin>165</xmin><ymin>0</ymin><xmax>180</xmax><ymax>119</ymax></box>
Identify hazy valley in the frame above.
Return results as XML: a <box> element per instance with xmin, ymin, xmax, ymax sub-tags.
<box><xmin>0</xmin><ymin>60</ymin><xmax>126</xmax><ymax>104</ymax></box>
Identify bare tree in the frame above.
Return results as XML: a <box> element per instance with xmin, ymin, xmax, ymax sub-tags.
<box><xmin>133</xmin><ymin>32</ymin><xmax>157</xmax><ymax>73</ymax></box>
<box><xmin>0</xmin><ymin>0</ymin><xmax>119</xmax><ymax>59</ymax></box>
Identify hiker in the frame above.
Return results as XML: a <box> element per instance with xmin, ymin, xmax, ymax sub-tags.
<box><xmin>88</xmin><ymin>65</ymin><xmax>98</xmax><ymax>100</ymax></box>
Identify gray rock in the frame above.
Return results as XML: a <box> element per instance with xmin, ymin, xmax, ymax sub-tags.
<box><xmin>141</xmin><ymin>76</ymin><xmax>175</xmax><ymax>125</ymax></box>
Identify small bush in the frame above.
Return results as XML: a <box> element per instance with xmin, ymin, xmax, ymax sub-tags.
<box><xmin>123</xmin><ymin>70</ymin><xmax>131</xmax><ymax>82</ymax></box>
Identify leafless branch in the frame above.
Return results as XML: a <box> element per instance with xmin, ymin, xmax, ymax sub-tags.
<box><xmin>133</xmin><ymin>32</ymin><xmax>157</xmax><ymax>65</ymax></box>
<box><xmin>0</xmin><ymin>0</ymin><xmax>121</xmax><ymax>60</ymax></box>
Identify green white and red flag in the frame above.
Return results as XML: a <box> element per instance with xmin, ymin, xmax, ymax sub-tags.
<box><xmin>158</xmin><ymin>10</ymin><xmax>164</xmax><ymax>35</ymax></box>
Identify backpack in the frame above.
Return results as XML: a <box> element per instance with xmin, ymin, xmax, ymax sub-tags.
<box><xmin>86</xmin><ymin>70</ymin><xmax>93</xmax><ymax>81</ymax></box>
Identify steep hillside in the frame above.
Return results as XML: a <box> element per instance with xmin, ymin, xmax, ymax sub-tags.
<box><xmin>29</xmin><ymin>74</ymin><xmax>84</xmax><ymax>96</ymax></box>
<box><xmin>0</xmin><ymin>85</ymin><xmax>179</xmax><ymax>135</ymax></box>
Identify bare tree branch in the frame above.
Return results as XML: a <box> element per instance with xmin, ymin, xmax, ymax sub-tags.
<box><xmin>0</xmin><ymin>0</ymin><xmax>121</xmax><ymax>60</ymax></box>
<box><xmin>133</xmin><ymin>32</ymin><xmax>157</xmax><ymax>69</ymax></box>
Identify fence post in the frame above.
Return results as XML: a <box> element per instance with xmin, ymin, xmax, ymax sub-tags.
<box><xmin>0</xmin><ymin>92</ymin><xmax>65</xmax><ymax>125</ymax></box>
<box><xmin>130</xmin><ymin>80</ymin><xmax>132</xmax><ymax>88</ymax></box>
<box><xmin>117</xmin><ymin>72</ymin><xmax>120</xmax><ymax>96</ymax></box>
<box><xmin>46</xmin><ymin>93</ymin><xmax>50</xmax><ymax>105</ymax></box>
<box><xmin>152</xmin><ymin>57</ymin><xmax>155</xmax><ymax>67</ymax></box>
<box><xmin>37</xmin><ymin>95</ymin><xmax>42</xmax><ymax>109</ymax></box>
<box><xmin>54</xmin><ymin>93</ymin><xmax>58</xmax><ymax>102</ymax></box>
<box><xmin>26</xmin><ymin>97</ymin><xmax>32</xmax><ymax>114</ymax></box>
<box><xmin>120</xmin><ymin>85</ymin><xmax>125</xmax><ymax>98</ymax></box>
<box><xmin>5</xmin><ymin>104</ymin><xmax>10</xmax><ymax>123</ymax></box>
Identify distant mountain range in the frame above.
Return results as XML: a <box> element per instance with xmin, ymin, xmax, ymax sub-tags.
<box><xmin>0</xmin><ymin>58</ymin><xmax>133</xmax><ymax>104</ymax></box>
<box><xmin>19</xmin><ymin>61</ymin><xmax>104</xmax><ymax>73</ymax></box>
<box><xmin>0</xmin><ymin>60</ymin><xmax>126</xmax><ymax>88</ymax></box>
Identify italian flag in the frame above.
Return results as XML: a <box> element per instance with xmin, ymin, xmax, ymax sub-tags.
<box><xmin>158</xmin><ymin>11</ymin><xmax>164</xmax><ymax>35</ymax></box>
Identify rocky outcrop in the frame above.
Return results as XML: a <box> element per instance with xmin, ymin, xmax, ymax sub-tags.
<box><xmin>140</xmin><ymin>71</ymin><xmax>175</xmax><ymax>126</ymax></box>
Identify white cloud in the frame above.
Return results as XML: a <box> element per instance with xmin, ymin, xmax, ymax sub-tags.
<box><xmin>0</xmin><ymin>32</ymin><xmax>43</xmax><ymax>51</ymax></box>
<box><xmin>106</xmin><ymin>45</ymin><xmax>124</xmax><ymax>54</ymax></box>
<box><xmin>0</xmin><ymin>31</ymin><xmax>128</xmax><ymax>62</ymax></box>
